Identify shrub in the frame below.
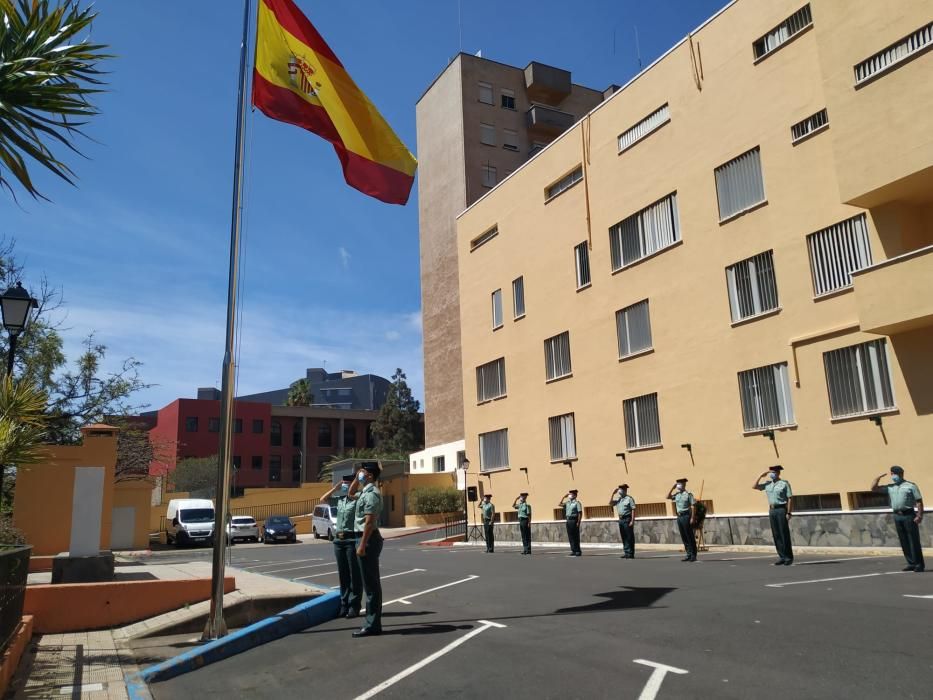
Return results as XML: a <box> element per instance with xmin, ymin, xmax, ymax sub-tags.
<box><xmin>0</xmin><ymin>516</ymin><xmax>26</xmax><ymax>546</ymax></box>
<box><xmin>408</xmin><ymin>486</ymin><xmax>461</xmax><ymax>515</ymax></box>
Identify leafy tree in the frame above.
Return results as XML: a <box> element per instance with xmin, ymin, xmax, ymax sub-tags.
<box><xmin>371</xmin><ymin>368</ymin><xmax>423</xmax><ymax>453</ymax></box>
<box><xmin>285</xmin><ymin>378</ymin><xmax>312</xmax><ymax>407</ymax></box>
<box><xmin>408</xmin><ymin>486</ymin><xmax>461</xmax><ymax>515</ymax></box>
<box><xmin>113</xmin><ymin>418</ymin><xmax>175</xmax><ymax>483</ymax></box>
<box><xmin>169</xmin><ymin>455</ymin><xmax>218</xmax><ymax>495</ymax></box>
<box><xmin>0</xmin><ymin>376</ymin><xmax>47</xmax><ymax>509</ymax></box>
<box><xmin>0</xmin><ymin>0</ymin><xmax>111</xmax><ymax>200</ymax></box>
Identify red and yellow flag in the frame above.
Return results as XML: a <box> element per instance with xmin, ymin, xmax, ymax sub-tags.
<box><xmin>252</xmin><ymin>0</ymin><xmax>417</xmax><ymax>205</ymax></box>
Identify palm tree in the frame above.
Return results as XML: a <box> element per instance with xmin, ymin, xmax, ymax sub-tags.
<box><xmin>285</xmin><ymin>378</ymin><xmax>313</xmax><ymax>407</ymax></box>
<box><xmin>0</xmin><ymin>376</ymin><xmax>47</xmax><ymax>508</ymax></box>
<box><xmin>0</xmin><ymin>0</ymin><xmax>110</xmax><ymax>200</ymax></box>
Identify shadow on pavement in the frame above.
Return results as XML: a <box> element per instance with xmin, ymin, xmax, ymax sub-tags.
<box><xmin>554</xmin><ymin>586</ymin><xmax>676</xmax><ymax>614</ymax></box>
<box><xmin>382</xmin><ymin>624</ymin><xmax>473</xmax><ymax>636</ymax></box>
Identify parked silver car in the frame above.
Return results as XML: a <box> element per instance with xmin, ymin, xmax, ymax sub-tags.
<box><xmin>226</xmin><ymin>515</ymin><xmax>261</xmax><ymax>543</ymax></box>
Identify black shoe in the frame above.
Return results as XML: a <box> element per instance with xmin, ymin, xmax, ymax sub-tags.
<box><xmin>345</xmin><ymin>610</ymin><xmax>360</xmax><ymax>619</ymax></box>
<box><xmin>688</xmin><ymin>556</ymin><xmax>697</xmax><ymax>562</ymax></box>
<box><xmin>914</xmin><ymin>567</ymin><xmax>924</xmax><ymax>573</ymax></box>
<box><xmin>338</xmin><ymin>607</ymin><xmax>349</xmax><ymax>617</ymax></box>
<box><xmin>903</xmin><ymin>565</ymin><xmax>916</xmax><ymax>571</ymax></box>
<box><xmin>352</xmin><ymin>627</ymin><xmax>381</xmax><ymax>638</ymax></box>
<box><xmin>783</xmin><ymin>560</ymin><xmax>793</xmax><ymax>566</ymax></box>
<box><xmin>773</xmin><ymin>560</ymin><xmax>785</xmax><ymax>566</ymax></box>
<box><xmin>574</xmin><ymin>552</ymin><xmax>582</xmax><ymax>557</ymax></box>
<box><xmin>681</xmin><ymin>556</ymin><xmax>692</xmax><ymax>562</ymax></box>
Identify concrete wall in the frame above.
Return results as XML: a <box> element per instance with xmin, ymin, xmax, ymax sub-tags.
<box><xmin>409</xmin><ymin>439</ymin><xmax>465</xmax><ymax>474</ymax></box>
<box><xmin>113</xmin><ymin>479</ymin><xmax>156</xmax><ymax>550</ymax></box>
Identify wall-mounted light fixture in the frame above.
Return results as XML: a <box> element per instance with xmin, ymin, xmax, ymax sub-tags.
<box><xmin>869</xmin><ymin>415</ymin><xmax>883</xmax><ymax>427</ymax></box>
<box><xmin>680</xmin><ymin>443</ymin><xmax>692</xmax><ymax>451</ymax></box>
<box><xmin>762</xmin><ymin>430</ymin><xmax>775</xmax><ymax>441</ymax></box>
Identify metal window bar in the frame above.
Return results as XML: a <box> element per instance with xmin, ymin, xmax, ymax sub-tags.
<box><xmin>476</xmin><ymin>358</ymin><xmax>507</xmax><ymax>402</ymax></box>
<box><xmin>574</xmin><ymin>242</ymin><xmax>591</xmax><ymax>288</ymax></box>
<box><xmin>791</xmin><ymin>493</ymin><xmax>842</xmax><ymax>511</ymax></box>
<box><xmin>738</xmin><ymin>363</ymin><xmax>793</xmax><ymax>431</ymax></box>
<box><xmin>479</xmin><ymin>429</ymin><xmax>509</xmax><ymax>470</ymax></box>
<box><xmin>616</xmin><ymin>300</ymin><xmax>652</xmax><ymax>357</ymax></box>
<box><xmin>807</xmin><ymin>214</ymin><xmax>871</xmax><ymax>296</ymax></box>
<box><xmin>726</xmin><ymin>250</ymin><xmax>778</xmax><ymax>321</ymax></box>
<box><xmin>791</xmin><ymin>108</ymin><xmax>829</xmax><ymax>142</ymax></box>
<box><xmin>715</xmin><ymin>147</ymin><xmax>765</xmax><ymax>220</ymax></box>
<box><xmin>470</xmin><ymin>226</ymin><xmax>498</xmax><ymax>251</ymax></box>
<box><xmin>512</xmin><ymin>277</ymin><xmax>525</xmax><ymax>317</ymax></box>
<box><xmin>623</xmin><ymin>393</ymin><xmax>660</xmax><ymax>448</ymax></box>
<box><xmin>545</xmin><ymin>332</ymin><xmax>572</xmax><ymax>380</ymax></box>
<box><xmin>548</xmin><ymin>413</ymin><xmax>577</xmax><ymax>460</ymax></box>
<box><xmin>823</xmin><ymin>339</ymin><xmax>894</xmax><ymax>418</ymax></box>
<box><xmin>855</xmin><ymin>21</ymin><xmax>933</xmax><ymax>83</ymax></box>
<box><xmin>618</xmin><ymin>104</ymin><xmax>671</xmax><ymax>152</ymax></box>
<box><xmin>491</xmin><ymin>289</ymin><xmax>503</xmax><ymax>328</ymax></box>
<box><xmin>546</xmin><ymin>167</ymin><xmax>583</xmax><ymax>199</ymax></box>
<box><xmin>609</xmin><ymin>193</ymin><xmax>679</xmax><ymax>270</ymax></box>
<box><xmin>753</xmin><ymin>4</ymin><xmax>813</xmax><ymax>59</ymax></box>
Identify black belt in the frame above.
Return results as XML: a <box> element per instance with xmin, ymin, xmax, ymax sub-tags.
<box><xmin>894</xmin><ymin>509</ymin><xmax>916</xmax><ymax>515</ymax></box>
<box><xmin>566</xmin><ymin>516</ymin><xmax>579</xmax><ymax>521</ymax></box>
<box><xmin>770</xmin><ymin>505</ymin><xmax>787</xmax><ymax>510</ymax></box>
<box><xmin>335</xmin><ymin>531</ymin><xmax>354</xmax><ymax>539</ymax></box>
<box><xmin>677</xmin><ymin>511</ymin><xmax>691</xmax><ymax>516</ymax></box>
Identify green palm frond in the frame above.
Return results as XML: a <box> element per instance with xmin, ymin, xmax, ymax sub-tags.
<box><xmin>0</xmin><ymin>0</ymin><xmax>111</xmax><ymax>200</ymax></box>
<box><xmin>0</xmin><ymin>375</ymin><xmax>47</xmax><ymax>465</ymax></box>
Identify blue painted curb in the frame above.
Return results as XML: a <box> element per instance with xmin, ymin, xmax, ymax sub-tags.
<box><xmin>126</xmin><ymin>590</ymin><xmax>341</xmax><ymax>688</ymax></box>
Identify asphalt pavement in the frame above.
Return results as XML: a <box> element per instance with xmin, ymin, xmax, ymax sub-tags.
<box><xmin>145</xmin><ymin>537</ymin><xmax>933</xmax><ymax>700</ymax></box>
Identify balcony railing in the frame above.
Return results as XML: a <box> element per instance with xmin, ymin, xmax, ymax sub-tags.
<box><xmin>526</xmin><ymin>104</ymin><xmax>575</xmax><ymax>139</ymax></box>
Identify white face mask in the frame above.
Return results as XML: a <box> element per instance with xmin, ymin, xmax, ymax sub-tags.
<box><xmin>675</xmin><ymin>483</ymin><xmax>684</xmax><ymax>492</ymax></box>
<box><xmin>357</xmin><ymin>472</ymin><xmax>367</xmax><ymax>484</ymax></box>
<box><xmin>768</xmin><ymin>472</ymin><xmax>777</xmax><ymax>481</ymax></box>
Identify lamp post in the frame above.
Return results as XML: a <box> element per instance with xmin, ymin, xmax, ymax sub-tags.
<box><xmin>0</xmin><ymin>282</ymin><xmax>39</xmax><ymax>376</ymax></box>
<box><xmin>458</xmin><ymin>456</ymin><xmax>470</xmax><ymax>542</ymax></box>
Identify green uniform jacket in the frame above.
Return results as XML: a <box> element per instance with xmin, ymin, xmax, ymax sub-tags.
<box><xmin>614</xmin><ymin>495</ymin><xmax>635</xmax><ymax>518</ymax></box>
<box><xmin>516</xmin><ymin>501</ymin><xmax>531</xmax><ymax>519</ymax></box>
<box><xmin>481</xmin><ymin>501</ymin><xmax>496</xmax><ymax>523</ymax></box>
<box><xmin>671</xmin><ymin>490</ymin><xmax>695</xmax><ymax>514</ymax></box>
<box><xmin>335</xmin><ymin>494</ymin><xmax>356</xmax><ymax>531</ymax></box>
<box><xmin>756</xmin><ymin>479</ymin><xmax>792</xmax><ymax>507</ymax></box>
<box><xmin>885</xmin><ymin>481</ymin><xmax>923</xmax><ymax>511</ymax></box>
<box><xmin>564</xmin><ymin>500</ymin><xmax>583</xmax><ymax>518</ymax></box>
<box><xmin>354</xmin><ymin>484</ymin><xmax>382</xmax><ymax>532</ymax></box>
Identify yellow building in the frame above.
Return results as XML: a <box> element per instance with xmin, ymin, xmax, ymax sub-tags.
<box><xmin>453</xmin><ymin>0</ymin><xmax>933</xmax><ymax>533</ymax></box>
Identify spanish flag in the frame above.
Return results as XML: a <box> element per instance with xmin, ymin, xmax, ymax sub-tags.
<box><xmin>252</xmin><ymin>0</ymin><xmax>417</xmax><ymax>205</ymax></box>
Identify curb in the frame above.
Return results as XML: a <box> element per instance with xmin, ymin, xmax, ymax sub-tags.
<box><xmin>451</xmin><ymin>540</ymin><xmax>931</xmax><ymax>556</ymax></box>
<box><xmin>382</xmin><ymin>524</ymin><xmax>448</xmax><ymax>539</ymax></box>
<box><xmin>125</xmin><ymin>590</ymin><xmax>340</xmax><ymax>690</ymax></box>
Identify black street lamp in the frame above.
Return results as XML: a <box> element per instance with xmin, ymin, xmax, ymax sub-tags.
<box><xmin>0</xmin><ymin>282</ymin><xmax>39</xmax><ymax>376</ymax></box>
<box><xmin>458</xmin><ymin>455</ymin><xmax>470</xmax><ymax>542</ymax></box>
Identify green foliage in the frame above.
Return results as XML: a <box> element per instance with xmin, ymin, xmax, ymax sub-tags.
<box><xmin>169</xmin><ymin>454</ymin><xmax>218</xmax><ymax>494</ymax></box>
<box><xmin>0</xmin><ymin>375</ymin><xmax>47</xmax><ymax>509</ymax></box>
<box><xmin>408</xmin><ymin>486</ymin><xmax>461</xmax><ymax>515</ymax></box>
<box><xmin>0</xmin><ymin>0</ymin><xmax>112</xmax><ymax>200</ymax></box>
<box><xmin>371</xmin><ymin>368</ymin><xmax>423</xmax><ymax>454</ymax></box>
<box><xmin>285</xmin><ymin>378</ymin><xmax>312</xmax><ymax>407</ymax></box>
<box><xmin>0</xmin><ymin>515</ymin><xmax>25</xmax><ymax>545</ymax></box>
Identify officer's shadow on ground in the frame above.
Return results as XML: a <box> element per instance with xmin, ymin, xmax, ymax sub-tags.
<box><xmin>552</xmin><ymin>586</ymin><xmax>676</xmax><ymax>615</ymax></box>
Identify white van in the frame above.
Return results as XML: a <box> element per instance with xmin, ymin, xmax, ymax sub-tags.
<box><xmin>165</xmin><ymin>498</ymin><xmax>215</xmax><ymax>547</ymax></box>
<box><xmin>312</xmin><ymin>504</ymin><xmax>337</xmax><ymax>540</ymax></box>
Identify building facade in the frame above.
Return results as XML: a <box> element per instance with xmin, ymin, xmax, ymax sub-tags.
<box><xmin>416</xmin><ymin>53</ymin><xmax>606</xmax><ymax>457</ymax></box>
<box><xmin>234</xmin><ymin>367</ymin><xmax>390</xmax><ymax>411</ymax></box>
<box><xmin>456</xmin><ymin>0</ymin><xmax>933</xmax><ymax>524</ymax></box>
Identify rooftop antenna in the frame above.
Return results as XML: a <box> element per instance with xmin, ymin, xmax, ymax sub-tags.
<box><xmin>458</xmin><ymin>0</ymin><xmax>462</xmax><ymax>53</ymax></box>
<box><xmin>634</xmin><ymin>25</ymin><xmax>642</xmax><ymax>70</ymax></box>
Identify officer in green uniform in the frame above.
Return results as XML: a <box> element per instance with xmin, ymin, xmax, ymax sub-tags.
<box><xmin>348</xmin><ymin>462</ymin><xmax>383</xmax><ymax>637</ymax></box>
<box><xmin>558</xmin><ymin>489</ymin><xmax>584</xmax><ymax>556</ymax></box>
<box><xmin>610</xmin><ymin>484</ymin><xmax>636</xmax><ymax>558</ymax></box>
<box><xmin>753</xmin><ymin>465</ymin><xmax>794</xmax><ymax>565</ymax></box>
<box><xmin>320</xmin><ymin>475</ymin><xmax>362</xmax><ymax>617</ymax></box>
<box><xmin>481</xmin><ymin>494</ymin><xmax>495</xmax><ymax>553</ymax></box>
<box><xmin>667</xmin><ymin>478</ymin><xmax>697</xmax><ymax>562</ymax></box>
<box><xmin>872</xmin><ymin>465</ymin><xmax>925</xmax><ymax>572</ymax></box>
<box><xmin>513</xmin><ymin>493</ymin><xmax>532</xmax><ymax>554</ymax></box>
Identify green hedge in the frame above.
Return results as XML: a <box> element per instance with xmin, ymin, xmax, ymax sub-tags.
<box><xmin>408</xmin><ymin>486</ymin><xmax>461</xmax><ymax>515</ymax></box>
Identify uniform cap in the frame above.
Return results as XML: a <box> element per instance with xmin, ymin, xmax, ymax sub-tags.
<box><xmin>890</xmin><ymin>465</ymin><xmax>904</xmax><ymax>476</ymax></box>
<box><xmin>569</xmin><ymin>489</ymin><xmax>578</xmax><ymax>495</ymax></box>
<box><xmin>483</xmin><ymin>493</ymin><xmax>492</xmax><ymax>498</ymax></box>
<box><xmin>360</xmin><ymin>461</ymin><xmax>381</xmax><ymax>478</ymax></box>
<box><xmin>770</xmin><ymin>465</ymin><xmax>783</xmax><ymax>472</ymax></box>
<box><xmin>519</xmin><ymin>492</ymin><xmax>528</xmax><ymax>497</ymax></box>
<box><xmin>341</xmin><ymin>475</ymin><xmax>354</xmax><ymax>483</ymax></box>
<box><xmin>675</xmin><ymin>478</ymin><xmax>688</xmax><ymax>484</ymax></box>
<box><xmin>619</xmin><ymin>484</ymin><xmax>629</xmax><ymax>490</ymax></box>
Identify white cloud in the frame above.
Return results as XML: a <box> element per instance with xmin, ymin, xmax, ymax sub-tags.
<box><xmin>385</xmin><ymin>330</ymin><xmax>401</xmax><ymax>341</ymax></box>
<box><xmin>338</xmin><ymin>246</ymin><xmax>351</xmax><ymax>270</ymax></box>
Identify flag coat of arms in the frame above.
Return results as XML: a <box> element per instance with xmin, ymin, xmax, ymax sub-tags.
<box><xmin>252</xmin><ymin>0</ymin><xmax>417</xmax><ymax>204</ymax></box>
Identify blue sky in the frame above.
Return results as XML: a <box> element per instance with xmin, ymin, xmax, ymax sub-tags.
<box><xmin>6</xmin><ymin>0</ymin><xmax>727</xmax><ymax>412</ymax></box>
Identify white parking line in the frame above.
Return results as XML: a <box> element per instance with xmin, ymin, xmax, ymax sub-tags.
<box><xmin>794</xmin><ymin>556</ymin><xmax>891</xmax><ymax>566</ymax></box>
<box><xmin>256</xmin><ymin>562</ymin><xmax>336</xmax><ymax>575</ymax></box>
<box><xmin>352</xmin><ymin>620</ymin><xmax>506</xmax><ymax>700</ymax></box>
<box><xmin>904</xmin><ymin>594</ymin><xmax>933</xmax><ymax>599</ymax></box>
<box><xmin>242</xmin><ymin>558</ymin><xmax>323</xmax><ymax>570</ymax></box>
<box><xmin>380</xmin><ymin>568</ymin><xmax>426</xmax><ymax>580</ymax></box>
<box><xmin>384</xmin><ymin>575</ymin><xmax>479</xmax><ymax>606</ymax></box>
<box><xmin>766</xmin><ymin>571</ymin><xmax>905</xmax><ymax>588</ymax></box>
<box><xmin>634</xmin><ymin>660</ymin><xmax>689</xmax><ymax>700</ymax></box>
<box><xmin>294</xmin><ymin>570</ymin><xmax>339</xmax><ymax>580</ymax></box>
<box><xmin>704</xmin><ymin>555</ymin><xmax>777</xmax><ymax>561</ymax></box>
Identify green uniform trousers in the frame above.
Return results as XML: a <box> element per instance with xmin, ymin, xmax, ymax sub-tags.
<box><xmin>894</xmin><ymin>511</ymin><xmax>925</xmax><ymax>571</ymax></box>
<box><xmin>333</xmin><ymin>536</ymin><xmax>363</xmax><ymax>614</ymax></box>
<box><xmin>769</xmin><ymin>506</ymin><xmax>794</xmax><ymax>563</ymax></box>
<box><xmin>355</xmin><ymin>531</ymin><xmax>383</xmax><ymax>631</ymax></box>
<box><xmin>519</xmin><ymin>518</ymin><xmax>532</xmax><ymax>554</ymax></box>
<box><xmin>676</xmin><ymin>512</ymin><xmax>696</xmax><ymax>560</ymax></box>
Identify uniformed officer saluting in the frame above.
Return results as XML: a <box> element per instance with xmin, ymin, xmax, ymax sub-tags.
<box><xmin>513</xmin><ymin>493</ymin><xmax>532</xmax><ymax>554</ymax></box>
<box><xmin>319</xmin><ymin>475</ymin><xmax>362</xmax><ymax>617</ymax></box>
<box><xmin>872</xmin><ymin>465</ymin><xmax>925</xmax><ymax>573</ymax></box>
<box><xmin>481</xmin><ymin>494</ymin><xmax>495</xmax><ymax>553</ymax></box>
<box><xmin>348</xmin><ymin>462</ymin><xmax>384</xmax><ymax>637</ymax></box>
<box><xmin>753</xmin><ymin>465</ymin><xmax>794</xmax><ymax>566</ymax></box>
<box><xmin>558</xmin><ymin>489</ymin><xmax>584</xmax><ymax>556</ymax></box>
<box><xmin>667</xmin><ymin>478</ymin><xmax>697</xmax><ymax>562</ymax></box>
<box><xmin>610</xmin><ymin>484</ymin><xmax>636</xmax><ymax>559</ymax></box>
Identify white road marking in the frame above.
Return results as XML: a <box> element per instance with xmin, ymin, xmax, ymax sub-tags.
<box><xmin>766</xmin><ymin>571</ymin><xmax>906</xmax><ymax>588</ymax></box>
<box><xmin>633</xmin><ymin>659</ymin><xmax>689</xmax><ymax>700</ymax></box>
<box><xmin>252</xmin><ymin>562</ymin><xmax>335</xmax><ymax>575</ymax></box>
<box><xmin>58</xmin><ymin>684</ymin><xmax>104</xmax><ymax>695</ymax></box>
<box><xmin>294</xmin><ymin>570</ymin><xmax>339</xmax><ymax>580</ymax></box>
<box><xmin>904</xmin><ymin>594</ymin><xmax>933</xmax><ymax>599</ymax></box>
<box><xmin>352</xmin><ymin>620</ymin><xmax>506</xmax><ymax>700</ymax></box>
<box><xmin>705</xmin><ymin>555</ymin><xmax>777</xmax><ymax>561</ymax></box>
<box><xmin>380</xmin><ymin>568</ymin><xmax>426</xmax><ymax>580</ymax></box>
<box><xmin>242</xmin><ymin>558</ymin><xmax>323</xmax><ymax>569</ymax></box>
<box><xmin>795</xmin><ymin>556</ymin><xmax>891</xmax><ymax>565</ymax></box>
<box><xmin>385</xmin><ymin>575</ymin><xmax>479</xmax><ymax>606</ymax></box>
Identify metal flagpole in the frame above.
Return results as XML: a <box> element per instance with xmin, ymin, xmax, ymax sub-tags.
<box><xmin>203</xmin><ymin>0</ymin><xmax>252</xmax><ymax>641</ymax></box>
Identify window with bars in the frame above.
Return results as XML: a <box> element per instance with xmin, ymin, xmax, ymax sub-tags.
<box><xmin>478</xmin><ymin>81</ymin><xmax>493</xmax><ymax>104</ymax></box>
<box><xmin>491</xmin><ymin>289</ymin><xmax>503</xmax><ymax>329</ymax></box>
<box><xmin>480</xmin><ymin>122</ymin><xmax>496</xmax><ymax>146</ymax></box>
<box><xmin>433</xmin><ymin>455</ymin><xmax>446</xmax><ymax>472</ymax></box>
<box><xmin>574</xmin><ymin>242</ymin><xmax>591</xmax><ymax>289</ymax></box>
<box><xmin>791</xmin><ymin>109</ymin><xmax>829</xmax><ymax>143</ymax></box>
<box><xmin>548</xmin><ymin>413</ymin><xmax>577</xmax><ymax>461</ymax></box>
<box><xmin>512</xmin><ymin>277</ymin><xmax>525</xmax><ymax>319</ymax></box>
<box><xmin>623</xmin><ymin>393</ymin><xmax>661</xmax><ymax>449</ymax></box>
<box><xmin>270</xmin><ymin>420</ymin><xmax>282</xmax><ymax>446</ymax></box>
<box><xmin>471</xmin><ymin>226</ymin><xmax>498</xmax><ymax>251</ymax></box>
<box><xmin>855</xmin><ymin>21</ymin><xmax>933</xmax><ymax>84</ymax></box>
<box><xmin>545</xmin><ymin>166</ymin><xmax>583</xmax><ymax>200</ymax></box>
<box><xmin>476</xmin><ymin>358</ymin><xmax>507</xmax><ymax>403</ymax></box>
<box><xmin>479</xmin><ymin>428</ymin><xmax>509</xmax><ymax>471</ymax></box>
<box><xmin>792</xmin><ymin>493</ymin><xmax>842</xmax><ymax>512</ymax></box>
<box><xmin>609</xmin><ymin>192</ymin><xmax>680</xmax><ymax>270</ymax></box>
<box><xmin>806</xmin><ymin>214</ymin><xmax>872</xmax><ymax>297</ymax></box>
<box><xmin>482</xmin><ymin>164</ymin><xmax>497</xmax><ymax>188</ymax></box>
<box><xmin>823</xmin><ymin>339</ymin><xmax>895</xmax><ymax>419</ymax></box>
<box><xmin>738</xmin><ymin>362</ymin><xmax>795</xmax><ymax>432</ymax></box>
<box><xmin>753</xmin><ymin>4</ymin><xmax>813</xmax><ymax>60</ymax></box>
<box><xmin>503</xmin><ymin>128</ymin><xmax>519</xmax><ymax>151</ymax></box>
<box><xmin>715</xmin><ymin>148</ymin><xmax>766</xmax><ymax>221</ymax></box>
<box><xmin>500</xmin><ymin>88</ymin><xmax>516</xmax><ymax>110</ymax></box>
<box><xmin>544</xmin><ymin>331</ymin><xmax>572</xmax><ymax>381</ymax></box>
<box><xmin>616</xmin><ymin>300</ymin><xmax>652</xmax><ymax>358</ymax></box>
<box><xmin>618</xmin><ymin>104</ymin><xmax>671</xmax><ymax>153</ymax></box>
<box><xmin>726</xmin><ymin>250</ymin><xmax>779</xmax><ymax>322</ymax></box>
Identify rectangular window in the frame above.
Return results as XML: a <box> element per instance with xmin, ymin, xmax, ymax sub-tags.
<box><xmin>185</xmin><ymin>417</ymin><xmax>198</xmax><ymax>433</ymax></box>
<box><xmin>470</xmin><ymin>226</ymin><xmax>498</xmax><ymax>251</ymax></box>
<box><xmin>503</xmin><ymin>128</ymin><xmax>519</xmax><ymax>151</ymax></box>
<box><xmin>482</xmin><ymin>164</ymin><xmax>497</xmax><ymax>188</ymax></box>
<box><xmin>715</xmin><ymin>147</ymin><xmax>766</xmax><ymax>221</ymax></box>
<box><xmin>208</xmin><ymin>418</ymin><xmax>220</xmax><ymax>433</ymax></box>
<box><xmin>823</xmin><ymin>339</ymin><xmax>895</xmax><ymax>419</ymax></box>
<box><xmin>618</xmin><ymin>103</ymin><xmax>670</xmax><ymax>153</ymax></box>
<box><xmin>529</xmin><ymin>142</ymin><xmax>547</xmax><ymax>157</ymax></box>
<box><xmin>512</xmin><ymin>276</ymin><xmax>525</xmax><ymax>319</ymax></box>
<box><xmin>232</xmin><ymin>455</ymin><xmax>242</xmax><ymax>471</ymax></box>
<box><xmin>851</xmin><ymin>490</ymin><xmax>891</xmax><ymax>510</ymax></box>
<box><xmin>855</xmin><ymin>21</ymin><xmax>933</xmax><ymax>84</ymax></box>
<box><xmin>270</xmin><ymin>421</ymin><xmax>282</xmax><ymax>447</ymax></box>
<box><xmin>616</xmin><ymin>300</ymin><xmax>652</xmax><ymax>358</ymax></box>
<box><xmin>476</xmin><ymin>358</ymin><xmax>507</xmax><ymax>402</ymax></box>
<box><xmin>480</xmin><ymin>122</ymin><xmax>496</xmax><ymax>146</ymax></box>
<box><xmin>623</xmin><ymin>393</ymin><xmax>661</xmax><ymax>449</ymax></box>
<box><xmin>726</xmin><ymin>250</ymin><xmax>779</xmax><ymax>322</ymax></box>
<box><xmin>491</xmin><ymin>289</ymin><xmax>503</xmax><ymax>329</ymax></box>
<box><xmin>252</xmin><ymin>419</ymin><xmax>263</xmax><ymax>434</ymax></box>
<box><xmin>806</xmin><ymin>214</ymin><xmax>872</xmax><ymax>297</ymax></box>
<box><xmin>792</xmin><ymin>493</ymin><xmax>842</xmax><ymax>512</ymax></box>
<box><xmin>292</xmin><ymin>423</ymin><xmax>302</xmax><ymax>447</ymax></box>
<box><xmin>548</xmin><ymin>413</ymin><xmax>577</xmax><ymax>461</ymax></box>
<box><xmin>432</xmin><ymin>455</ymin><xmax>445</xmax><ymax>472</ymax></box>
<box><xmin>317</xmin><ymin>423</ymin><xmax>332</xmax><ymax>447</ymax></box>
<box><xmin>791</xmin><ymin>108</ymin><xmax>829</xmax><ymax>143</ymax></box>
<box><xmin>478</xmin><ymin>428</ymin><xmax>509</xmax><ymax>471</ymax></box>
<box><xmin>500</xmin><ymin>88</ymin><xmax>515</xmax><ymax>110</ymax></box>
<box><xmin>291</xmin><ymin>454</ymin><xmax>302</xmax><ymax>482</ymax></box>
<box><xmin>234</xmin><ymin>418</ymin><xmax>243</xmax><ymax>434</ymax></box>
<box><xmin>545</xmin><ymin>166</ymin><xmax>583</xmax><ymax>200</ymax></box>
<box><xmin>753</xmin><ymin>4</ymin><xmax>813</xmax><ymax>60</ymax></box>
<box><xmin>609</xmin><ymin>192</ymin><xmax>680</xmax><ymax>270</ymax></box>
<box><xmin>478</xmin><ymin>81</ymin><xmax>493</xmax><ymax>104</ymax></box>
<box><xmin>738</xmin><ymin>362</ymin><xmax>795</xmax><ymax>432</ymax></box>
<box><xmin>544</xmin><ymin>331</ymin><xmax>572</xmax><ymax>381</ymax></box>
<box><xmin>251</xmin><ymin>455</ymin><xmax>262</xmax><ymax>470</ymax></box>
<box><xmin>269</xmin><ymin>456</ymin><xmax>282</xmax><ymax>482</ymax></box>
<box><xmin>574</xmin><ymin>242</ymin><xmax>591</xmax><ymax>289</ymax></box>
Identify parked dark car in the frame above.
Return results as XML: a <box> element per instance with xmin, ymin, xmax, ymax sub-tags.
<box><xmin>262</xmin><ymin>515</ymin><xmax>297</xmax><ymax>544</ymax></box>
